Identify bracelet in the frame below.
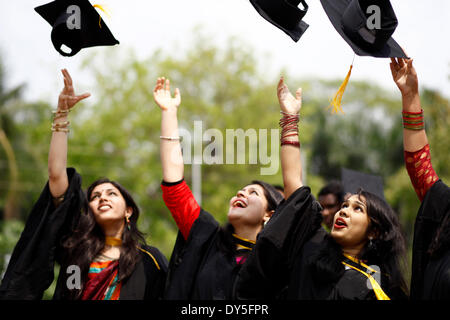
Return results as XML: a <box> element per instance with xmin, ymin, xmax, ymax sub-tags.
<box><xmin>52</xmin><ymin>120</ymin><xmax>70</xmax><ymax>133</ymax></box>
<box><xmin>51</xmin><ymin>127</ymin><xmax>70</xmax><ymax>133</ymax></box>
<box><xmin>52</xmin><ymin>109</ymin><xmax>70</xmax><ymax>120</ymax></box>
<box><xmin>160</xmin><ymin>136</ymin><xmax>180</xmax><ymax>141</ymax></box>
<box><xmin>281</xmin><ymin>140</ymin><xmax>300</xmax><ymax>148</ymax></box>
<box><xmin>52</xmin><ymin>121</ymin><xmax>70</xmax><ymax>127</ymax></box>
<box><xmin>402</xmin><ymin>109</ymin><xmax>424</xmax><ymax>131</ymax></box>
<box><xmin>279</xmin><ymin>112</ymin><xmax>299</xmax><ymax>146</ymax></box>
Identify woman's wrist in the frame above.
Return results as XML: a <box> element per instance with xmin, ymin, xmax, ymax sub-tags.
<box><xmin>401</xmin><ymin>92</ymin><xmax>421</xmax><ymax>111</ymax></box>
<box><xmin>52</xmin><ymin>109</ymin><xmax>70</xmax><ymax>132</ymax></box>
<box><xmin>279</xmin><ymin>111</ymin><xmax>300</xmax><ymax>147</ymax></box>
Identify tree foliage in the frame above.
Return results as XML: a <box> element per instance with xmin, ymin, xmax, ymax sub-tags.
<box><xmin>0</xmin><ymin>33</ymin><xmax>449</xmax><ymax>293</ymax></box>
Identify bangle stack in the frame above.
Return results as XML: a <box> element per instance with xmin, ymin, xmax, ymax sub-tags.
<box><xmin>279</xmin><ymin>111</ymin><xmax>300</xmax><ymax>147</ymax></box>
<box><xmin>52</xmin><ymin>109</ymin><xmax>70</xmax><ymax>133</ymax></box>
<box><xmin>402</xmin><ymin>109</ymin><xmax>424</xmax><ymax>131</ymax></box>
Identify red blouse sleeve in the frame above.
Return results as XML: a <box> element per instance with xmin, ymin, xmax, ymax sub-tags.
<box><xmin>161</xmin><ymin>179</ymin><xmax>201</xmax><ymax>240</ymax></box>
<box><xmin>404</xmin><ymin>144</ymin><xmax>439</xmax><ymax>201</ymax></box>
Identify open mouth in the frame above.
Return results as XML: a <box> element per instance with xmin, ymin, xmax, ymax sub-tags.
<box><xmin>232</xmin><ymin>199</ymin><xmax>247</xmax><ymax>208</ymax></box>
<box><xmin>98</xmin><ymin>204</ymin><xmax>112</xmax><ymax>211</ymax></box>
<box><xmin>334</xmin><ymin>217</ymin><xmax>347</xmax><ymax>229</ymax></box>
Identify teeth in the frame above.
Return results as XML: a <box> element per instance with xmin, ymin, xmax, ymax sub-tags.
<box><xmin>99</xmin><ymin>205</ymin><xmax>111</xmax><ymax>210</ymax></box>
<box><xmin>234</xmin><ymin>200</ymin><xmax>246</xmax><ymax>208</ymax></box>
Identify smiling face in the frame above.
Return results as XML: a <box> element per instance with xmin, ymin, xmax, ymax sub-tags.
<box><xmin>330</xmin><ymin>194</ymin><xmax>371</xmax><ymax>254</ymax></box>
<box><xmin>227</xmin><ymin>184</ymin><xmax>272</xmax><ymax>229</ymax></box>
<box><xmin>88</xmin><ymin>182</ymin><xmax>132</xmax><ymax>228</ymax></box>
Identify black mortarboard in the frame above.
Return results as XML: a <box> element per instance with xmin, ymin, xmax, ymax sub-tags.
<box><xmin>320</xmin><ymin>0</ymin><xmax>407</xmax><ymax>58</ymax></box>
<box><xmin>321</xmin><ymin>1</ymin><xmax>407</xmax><ymax>114</ymax></box>
<box><xmin>249</xmin><ymin>0</ymin><xmax>310</xmax><ymax>42</ymax></box>
<box><xmin>35</xmin><ymin>0</ymin><xmax>119</xmax><ymax>57</ymax></box>
<box><xmin>341</xmin><ymin>168</ymin><xmax>386</xmax><ymax>201</ymax></box>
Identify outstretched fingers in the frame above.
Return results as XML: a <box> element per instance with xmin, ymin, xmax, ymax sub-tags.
<box><xmin>295</xmin><ymin>88</ymin><xmax>302</xmax><ymax>102</ymax></box>
<box><xmin>75</xmin><ymin>92</ymin><xmax>91</xmax><ymax>103</ymax></box>
<box><xmin>174</xmin><ymin>87</ymin><xmax>181</xmax><ymax>102</ymax></box>
<box><xmin>277</xmin><ymin>77</ymin><xmax>288</xmax><ymax>97</ymax></box>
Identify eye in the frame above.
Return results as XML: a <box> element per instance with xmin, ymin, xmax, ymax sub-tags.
<box><xmin>108</xmin><ymin>191</ymin><xmax>118</xmax><ymax>196</ymax></box>
<box><xmin>90</xmin><ymin>194</ymin><xmax>99</xmax><ymax>201</ymax></box>
<box><xmin>341</xmin><ymin>203</ymin><xmax>348</xmax><ymax>208</ymax></box>
<box><xmin>355</xmin><ymin>206</ymin><xmax>362</xmax><ymax>212</ymax></box>
<box><xmin>251</xmin><ymin>190</ymin><xmax>259</xmax><ymax>195</ymax></box>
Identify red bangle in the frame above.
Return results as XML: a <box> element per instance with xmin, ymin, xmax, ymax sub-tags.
<box><xmin>402</xmin><ymin>109</ymin><xmax>423</xmax><ymax>115</ymax></box>
<box><xmin>281</xmin><ymin>140</ymin><xmax>300</xmax><ymax>147</ymax></box>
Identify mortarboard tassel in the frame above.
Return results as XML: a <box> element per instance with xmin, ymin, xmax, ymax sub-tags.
<box><xmin>327</xmin><ymin>55</ymin><xmax>355</xmax><ymax>114</ymax></box>
<box><xmin>93</xmin><ymin>4</ymin><xmax>110</xmax><ymax>28</ymax></box>
<box><xmin>327</xmin><ymin>63</ymin><xmax>353</xmax><ymax>114</ymax></box>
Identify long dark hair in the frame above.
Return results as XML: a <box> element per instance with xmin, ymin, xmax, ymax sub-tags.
<box><xmin>356</xmin><ymin>190</ymin><xmax>408</xmax><ymax>297</ymax></box>
<box><xmin>218</xmin><ymin>180</ymin><xmax>283</xmax><ymax>257</ymax></box>
<box><xmin>428</xmin><ymin>209</ymin><xmax>450</xmax><ymax>259</ymax></box>
<box><xmin>311</xmin><ymin>190</ymin><xmax>408</xmax><ymax>298</ymax></box>
<box><xmin>61</xmin><ymin>178</ymin><xmax>146</xmax><ymax>299</ymax></box>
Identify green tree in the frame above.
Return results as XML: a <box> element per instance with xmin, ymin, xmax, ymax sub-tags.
<box><xmin>1</xmin><ymin>31</ymin><xmax>448</xmax><ymax>296</ymax></box>
<box><xmin>0</xmin><ymin>57</ymin><xmax>24</xmax><ymax>220</ymax></box>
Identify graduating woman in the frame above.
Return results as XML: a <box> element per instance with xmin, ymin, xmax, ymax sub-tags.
<box><xmin>0</xmin><ymin>69</ymin><xmax>168</xmax><ymax>300</ymax></box>
<box><xmin>390</xmin><ymin>57</ymin><xmax>450</xmax><ymax>299</ymax></box>
<box><xmin>235</xmin><ymin>77</ymin><xmax>409</xmax><ymax>300</ymax></box>
<box><xmin>153</xmin><ymin>77</ymin><xmax>283</xmax><ymax>299</ymax></box>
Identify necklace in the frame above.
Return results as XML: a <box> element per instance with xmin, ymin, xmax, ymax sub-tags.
<box><xmin>105</xmin><ymin>236</ymin><xmax>122</xmax><ymax>247</ymax></box>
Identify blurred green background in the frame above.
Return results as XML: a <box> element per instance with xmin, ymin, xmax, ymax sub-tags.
<box><xmin>1</xmin><ymin>33</ymin><xmax>449</xmax><ymax>299</ymax></box>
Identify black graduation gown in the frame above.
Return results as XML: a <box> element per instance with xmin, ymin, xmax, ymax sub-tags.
<box><xmin>0</xmin><ymin>168</ymin><xmax>168</xmax><ymax>300</ymax></box>
<box><xmin>410</xmin><ymin>179</ymin><xmax>450</xmax><ymax>299</ymax></box>
<box><xmin>236</xmin><ymin>186</ymin><xmax>400</xmax><ymax>300</ymax></box>
<box><xmin>164</xmin><ymin>209</ymin><xmax>250</xmax><ymax>300</ymax></box>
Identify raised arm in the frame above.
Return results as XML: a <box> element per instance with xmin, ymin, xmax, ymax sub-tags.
<box><xmin>48</xmin><ymin>69</ymin><xmax>90</xmax><ymax>199</ymax></box>
<box><xmin>153</xmin><ymin>77</ymin><xmax>183</xmax><ymax>182</ymax></box>
<box><xmin>390</xmin><ymin>57</ymin><xmax>428</xmax><ymax>152</ymax></box>
<box><xmin>154</xmin><ymin>78</ymin><xmax>201</xmax><ymax>240</ymax></box>
<box><xmin>390</xmin><ymin>58</ymin><xmax>438</xmax><ymax>200</ymax></box>
<box><xmin>277</xmin><ymin>77</ymin><xmax>303</xmax><ymax>199</ymax></box>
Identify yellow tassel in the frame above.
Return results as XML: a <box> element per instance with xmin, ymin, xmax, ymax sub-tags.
<box><xmin>93</xmin><ymin>4</ymin><xmax>111</xmax><ymax>28</ymax></box>
<box><xmin>327</xmin><ymin>64</ymin><xmax>353</xmax><ymax>114</ymax></box>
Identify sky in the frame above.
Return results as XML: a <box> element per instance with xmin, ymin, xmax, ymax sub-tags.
<box><xmin>0</xmin><ymin>0</ymin><xmax>449</xmax><ymax>104</ymax></box>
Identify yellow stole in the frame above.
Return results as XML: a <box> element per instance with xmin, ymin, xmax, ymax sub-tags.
<box><xmin>341</xmin><ymin>253</ymin><xmax>390</xmax><ymax>300</ymax></box>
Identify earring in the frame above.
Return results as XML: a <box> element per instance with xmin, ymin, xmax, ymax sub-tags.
<box><xmin>126</xmin><ymin>216</ymin><xmax>131</xmax><ymax>231</ymax></box>
<box><xmin>368</xmin><ymin>237</ymin><xmax>374</xmax><ymax>250</ymax></box>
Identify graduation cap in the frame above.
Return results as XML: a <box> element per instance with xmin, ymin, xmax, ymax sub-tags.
<box><xmin>35</xmin><ymin>0</ymin><xmax>119</xmax><ymax>57</ymax></box>
<box><xmin>341</xmin><ymin>168</ymin><xmax>386</xmax><ymax>201</ymax></box>
<box><xmin>319</xmin><ymin>0</ymin><xmax>407</xmax><ymax>114</ymax></box>
<box><xmin>249</xmin><ymin>0</ymin><xmax>310</xmax><ymax>42</ymax></box>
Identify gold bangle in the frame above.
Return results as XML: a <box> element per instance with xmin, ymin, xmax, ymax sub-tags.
<box><xmin>52</xmin><ymin>109</ymin><xmax>70</xmax><ymax>114</ymax></box>
<box><xmin>51</xmin><ymin>127</ymin><xmax>70</xmax><ymax>133</ymax></box>
<box><xmin>52</xmin><ymin>109</ymin><xmax>70</xmax><ymax>120</ymax></box>
<box><xmin>52</xmin><ymin>121</ymin><xmax>70</xmax><ymax>127</ymax></box>
<box><xmin>160</xmin><ymin>136</ymin><xmax>180</xmax><ymax>141</ymax></box>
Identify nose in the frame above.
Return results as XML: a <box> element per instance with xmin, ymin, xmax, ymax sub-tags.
<box><xmin>98</xmin><ymin>192</ymin><xmax>108</xmax><ymax>202</ymax></box>
<box><xmin>237</xmin><ymin>189</ymin><xmax>247</xmax><ymax>198</ymax></box>
<box><xmin>338</xmin><ymin>208</ymin><xmax>348</xmax><ymax>218</ymax></box>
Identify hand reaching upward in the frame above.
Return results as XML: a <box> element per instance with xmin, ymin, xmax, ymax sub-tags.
<box><xmin>153</xmin><ymin>77</ymin><xmax>181</xmax><ymax>111</ymax></box>
<box><xmin>390</xmin><ymin>57</ymin><xmax>419</xmax><ymax>98</ymax></box>
<box><xmin>277</xmin><ymin>77</ymin><xmax>302</xmax><ymax>115</ymax></box>
<box><xmin>58</xmin><ymin>69</ymin><xmax>90</xmax><ymax>111</ymax></box>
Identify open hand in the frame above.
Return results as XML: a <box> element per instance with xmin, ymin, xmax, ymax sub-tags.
<box><xmin>57</xmin><ymin>69</ymin><xmax>90</xmax><ymax>111</ymax></box>
<box><xmin>153</xmin><ymin>77</ymin><xmax>181</xmax><ymax>111</ymax></box>
<box><xmin>390</xmin><ymin>57</ymin><xmax>419</xmax><ymax>98</ymax></box>
<box><xmin>277</xmin><ymin>77</ymin><xmax>302</xmax><ymax>114</ymax></box>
